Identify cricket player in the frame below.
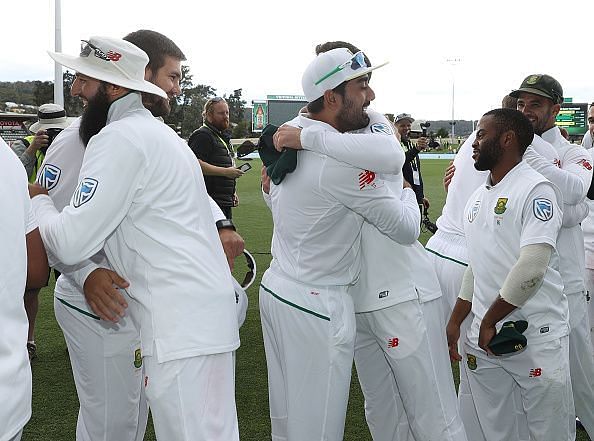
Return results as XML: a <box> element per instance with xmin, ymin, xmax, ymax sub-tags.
<box><xmin>34</xmin><ymin>30</ymin><xmax>200</xmax><ymax>441</ymax></box>
<box><xmin>512</xmin><ymin>74</ymin><xmax>594</xmax><ymax>437</ymax></box>
<box><xmin>582</xmin><ymin>103</ymin><xmax>594</xmax><ymax>351</ymax></box>
<box><xmin>272</xmin><ymin>40</ymin><xmax>467</xmax><ymax>441</ymax></box>
<box><xmin>1</xmin><ymin>137</ymin><xmax>48</xmax><ymax>441</ymax></box>
<box><xmin>425</xmin><ymin>95</ymin><xmax>561</xmax><ymax>441</ymax></box>
<box><xmin>29</xmin><ymin>36</ymin><xmax>240</xmax><ymax>441</ymax></box>
<box><xmin>447</xmin><ymin>108</ymin><xmax>574</xmax><ymax>441</ymax></box>
<box><xmin>260</xmin><ymin>48</ymin><xmax>422</xmax><ymax>441</ymax></box>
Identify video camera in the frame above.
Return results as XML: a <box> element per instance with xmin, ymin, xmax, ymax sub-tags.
<box><xmin>41</xmin><ymin>128</ymin><xmax>63</xmax><ymax>155</ymax></box>
<box><xmin>420</xmin><ymin>122</ymin><xmax>431</xmax><ymax>137</ymax></box>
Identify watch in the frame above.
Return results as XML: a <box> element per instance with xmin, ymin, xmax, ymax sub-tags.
<box><xmin>216</xmin><ymin>219</ymin><xmax>236</xmax><ymax>231</ymax></box>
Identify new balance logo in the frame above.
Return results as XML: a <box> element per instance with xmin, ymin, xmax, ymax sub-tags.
<box><xmin>529</xmin><ymin>368</ymin><xmax>542</xmax><ymax>378</ymax></box>
<box><xmin>387</xmin><ymin>337</ymin><xmax>399</xmax><ymax>348</ymax></box>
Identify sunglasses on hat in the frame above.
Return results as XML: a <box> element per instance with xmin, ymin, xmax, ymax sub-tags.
<box><xmin>314</xmin><ymin>51</ymin><xmax>369</xmax><ymax>86</ymax></box>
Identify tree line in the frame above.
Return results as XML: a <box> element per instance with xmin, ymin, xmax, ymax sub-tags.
<box><xmin>0</xmin><ymin>65</ymin><xmax>253</xmax><ymax>139</ymax></box>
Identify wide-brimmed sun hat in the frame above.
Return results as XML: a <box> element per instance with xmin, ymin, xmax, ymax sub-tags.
<box><xmin>29</xmin><ymin>103</ymin><xmax>72</xmax><ymax>132</ymax></box>
<box><xmin>48</xmin><ymin>36</ymin><xmax>167</xmax><ymax>99</ymax></box>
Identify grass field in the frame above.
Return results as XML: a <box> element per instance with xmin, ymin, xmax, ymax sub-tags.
<box><xmin>23</xmin><ymin>158</ymin><xmax>590</xmax><ymax>440</ymax></box>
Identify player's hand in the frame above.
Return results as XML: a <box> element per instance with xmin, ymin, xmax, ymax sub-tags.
<box><xmin>403</xmin><ymin>179</ymin><xmax>412</xmax><ymax>189</ymax></box>
<box><xmin>83</xmin><ymin>268</ymin><xmax>129</xmax><ymax>322</ymax></box>
<box><xmin>261</xmin><ymin>165</ymin><xmax>271</xmax><ymax>195</ymax></box>
<box><xmin>219</xmin><ymin>229</ymin><xmax>245</xmax><ymax>271</ymax></box>
<box><xmin>417</xmin><ymin>137</ymin><xmax>428</xmax><ymax>151</ymax></box>
<box><xmin>225</xmin><ymin>167</ymin><xmax>244</xmax><ymax>179</ymax></box>
<box><xmin>273</xmin><ymin>125</ymin><xmax>302</xmax><ymax>152</ymax></box>
<box><xmin>478</xmin><ymin>321</ymin><xmax>496</xmax><ymax>355</ymax></box>
<box><xmin>446</xmin><ymin>319</ymin><xmax>462</xmax><ymax>362</ymax></box>
<box><xmin>443</xmin><ymin>161</ymin><xmax>455</xmax><ymax>193</ymax></box>
<box><xmin>422</xmin><ymin>198</ymin><xmax>430</xmax><ymax>210</ymax></box>
<box><xmin>28</xmin><ymin>183</ymin><xmax>49</xmax><ymax>198</ymax></box>
<box><xmin>30</xmin><ymin>130</ymin><xmax>49</xmax><ymax>152</ymax></box>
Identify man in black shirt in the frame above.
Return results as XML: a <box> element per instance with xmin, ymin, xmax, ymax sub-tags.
<box><xmin>189</xmin><ymin>97</ymin><xmax>244</xmax><ymax>218</ymax></box>
<box><xmin>395</xmin><ymin>112</ymin><xmax>429</xmax><ymax>210</ymax></box>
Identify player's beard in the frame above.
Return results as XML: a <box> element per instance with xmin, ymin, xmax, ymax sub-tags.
<box><xmin>336</xmin><ymin>95</ymin><xmax>370</xmax><ymax>132</ymax></box>
<box><xmin>79</xmin><ymin>84</ymin><xmax>111</xmax><ymax>147</ymax></box>
<box><xmin>474</xmin><ymin>136</ymin><xmax>503</xmax><ymax>171</ymax></box>
<box><xmin>142</xmin><ymin>91</ymin><xmax>171</xmax><ymax>118</ymax></box>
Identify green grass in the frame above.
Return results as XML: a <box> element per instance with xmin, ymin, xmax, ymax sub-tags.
<box><xmin>23</xmin><ymin>158</ymin><xmax>590</xmax><ymax>440</ymax></box>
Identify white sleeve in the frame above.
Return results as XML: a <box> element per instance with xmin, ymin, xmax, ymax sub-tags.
<box><xmin>520</xmin><ymin>182</ymin><xmax>562</xmax><ymax>249</ymax></box>
<box><xmin>33</xmin><ymin>130</ymin><xmax>145</xmax><ymax>265</ymax></box>
<box><xmin>25</xmin><ymin>199</ymin><xmax>38</xmax><ymax>235</ymax></box>
<box><xmin>322</xmin><ymin>161</ymin><xmax>420</xmax><ymax>245</ymax></box>
<box><xmin>561</xmin><ymin>201</ymin><xmax>588</xmax><ymax>228</ymax></box>
<box><xmin>209</xmin><ymin>196</ymin><xmax>225</xmax><ymax>222</ymax></box>
<box><xmin>48</xmin><ymin>249</ymin><xmax>107</xmax><ymax>290</ymax></box>
<box><xmin>524</xmin><ymin>145</ymin><xmax>592</xmax><ymax>205</ymax></box>
<box><xmin>300</xmin><ymin>112</ymin><xmax>404</xmax><ymax>174</ymax></box>
<box><xmin>458</xmin><ymin>265</ymin><xmax>474</xmax><ymax>302</ymax></box>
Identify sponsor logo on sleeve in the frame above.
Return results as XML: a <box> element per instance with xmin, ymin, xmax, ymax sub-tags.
<box><xmin>578</xmin><ymin>158</ymin><xmax>592</xmax><ymax>171</ymax></box>
<box><xmin>370</xmin><ymin>122</ymin><xmax>393</xmax><ymax>135</ymax></box>
<box><xmin>72</xmin><ymin>178</ymin><xmax>98</xmax><ymax>208</ymax></box>
<box><xmin>533</xmin><ymin>198</ymin><xmax>553</xmax><ymax>221</ymax></box>
<box><xmin>37</xmin><ymin>163</ymin><xmax>61</xmax><ymax>190</ymax></box>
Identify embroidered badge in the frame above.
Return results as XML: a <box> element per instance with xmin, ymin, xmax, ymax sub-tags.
<box><xmin>467</xmin><ymin>353</ymin><xmax>477</xmax><ymax>371</ymax></box>
<box><xmin>134</xmin><ymin>348</ymin><xmax>142</xmax><ymax>368</ymax></box>
<box><xmin>526</xmin><ymin>75</ymin><xmax>540</xmax><ymax>85</ymax></box>
<box><xmin>370</xmin><ymin>122</ymin><xmax>393</xmax><ymax>135</ymax></box>
<box><xmin>72</xmin><ymin>178</ymin><xmax>98</xmax><ymax>208</ymax></box>
<box><xmin>468</xmin><ymin>200</ymin><xmax>480</xmax><ymax>223</ymax></box>
<box><xmin>533</xmin><ymin>198</ymin><xmax>553</xmax><ymax>221</ymax></box>
<box><xmin>37</xmin><ymin>163</ymin><xmax>61</xmax><ymax>190</ymax></box>
<box><xmin>494</xmin><ymin>197</ymin><xmax>508</xmax><ymax>215</ymax></box>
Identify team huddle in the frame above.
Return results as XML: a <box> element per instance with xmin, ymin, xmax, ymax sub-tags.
<box><xmin>1</xmin><ymin>30</ymin><xmax>593</xmax><ymax>441</ymax></box>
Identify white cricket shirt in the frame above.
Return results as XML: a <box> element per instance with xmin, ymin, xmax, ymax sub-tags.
<box><xmin>268</xmin><ymin>114</ymin><xmax>420</xmax><ymax>286</ymax></box>
<box><xmin>534</xmin><ymin>126</ymin><xmax>592</xmax><ymax>295</ymax></box>
<box><xmin>300</xmin><ymin>111</ymin><xmax>440</xmax><ymax>310</ymax></box>
<box><xmin>464</xmin><ymin>161</ymin><xmax>567</xmax><ymax>345</ymax></box>
<box><xmin>33</xmin><ymin>93</ymin><xmax>239</xmax><ymax>362</ymax></box>
<box><xmin>0</xmin><ymin>139</ymin><xmax>34</xmax><ymax>440</ymax></box>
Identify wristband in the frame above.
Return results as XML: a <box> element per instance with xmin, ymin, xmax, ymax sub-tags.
<box><xmin>216</xmin><ymin>219</ymin><xmax>236</xmax><ymax>231</ymax></box>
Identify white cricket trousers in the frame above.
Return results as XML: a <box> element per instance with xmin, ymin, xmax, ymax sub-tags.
<box><xmin>143</xmin><ymin>348</ymin><xmax>239</xmax><ymax>441</ymax></box>
<box><xmin>425</xmin><ymin>231</ymin><xmax>530</xmax><ymax>441</ymax></box>
<box><xmin>465</xmin><ymin>336</ymin><xmax>575</xmax><ymax>441</ymax></box>
<box><xmin>354</xmin><ymin>297</ymin><xmax>467</xmax><ymax>441</ymax></box>
<box><xmin>54</xmin><ymin>296</ymin><xmax>148</xmax><ymax>441</ymax></box>
<box><xmin>584</xmin><ymin>268</ymin><xmax>594</xmax><ymax>350</ymax></box>
<box><xmin>259</xmin><ymin>269</ymin><xmax>356</xmax><ymax>441</ymax></box>
<box><xmin>567</xmin><ymin>291</ymin><xmax>594</xmax><ymax>438</ymax></box>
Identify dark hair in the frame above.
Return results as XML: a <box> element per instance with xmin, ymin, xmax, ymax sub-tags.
<box><xmin>123</xmin><ymin>30</ymin><xmax>186</xmax><ymax>73</ymax></box>
<box><xmin>483</xmin><ymin>108</ymin><xmax>534</xmax><ymax>154</ymax></box>
<box><xmin>306</xmin><ymin>82</ymin><xmax>347</xmax><ymax>114</ymax></box>
<box><xmin>308</xmin><ymin>41</ymin><xmax>366</xmax><ymax>114</ymax></box>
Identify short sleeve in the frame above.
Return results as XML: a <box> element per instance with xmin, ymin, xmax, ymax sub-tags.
<box><xmin>520</xmin><ymin>182</ymin><xmax>562</xmax><ymax>249</ymax></box>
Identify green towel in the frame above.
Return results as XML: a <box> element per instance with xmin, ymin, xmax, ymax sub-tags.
<box><xmin>258</xmin><ymin>124</ymin><xmax>298</xmax><ymax>185</ymax></box>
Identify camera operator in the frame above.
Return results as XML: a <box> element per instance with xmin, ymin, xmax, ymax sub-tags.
<box><xmin>10</xmin><ymin>103</ymin><xmax>72</xmax><ymax>182</ymax></box>
<box><xmin>395</xmin><ymin>113</ymin><xmax>430</xmax><ymax>210</ymax></box>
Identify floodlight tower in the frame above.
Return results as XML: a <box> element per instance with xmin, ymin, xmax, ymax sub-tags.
<box><xmin>446</xmin><ymin>58</ymin><xmax>461</xmax><ymax>145</ymax></box>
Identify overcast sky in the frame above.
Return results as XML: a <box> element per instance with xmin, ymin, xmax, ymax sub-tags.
<box><xmin>3</xmin><ymin>0</ymin><xmax>593</xmax><ymax>120</ymax></box>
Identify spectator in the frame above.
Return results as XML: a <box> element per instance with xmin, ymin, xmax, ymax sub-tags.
<box><xmin>10</xmin><ymin>103</ymin><xmax>72</xmax><ymax>181</ymax></box>
<box><xmin>395</xmin><ymin>112</ymin><xmax>430</xmax><ymax>209</ymax></box>
<box><xmin>188</xmin><ymin>97</ymin><xmax>244</xmax><ymax>218</ymax></box>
